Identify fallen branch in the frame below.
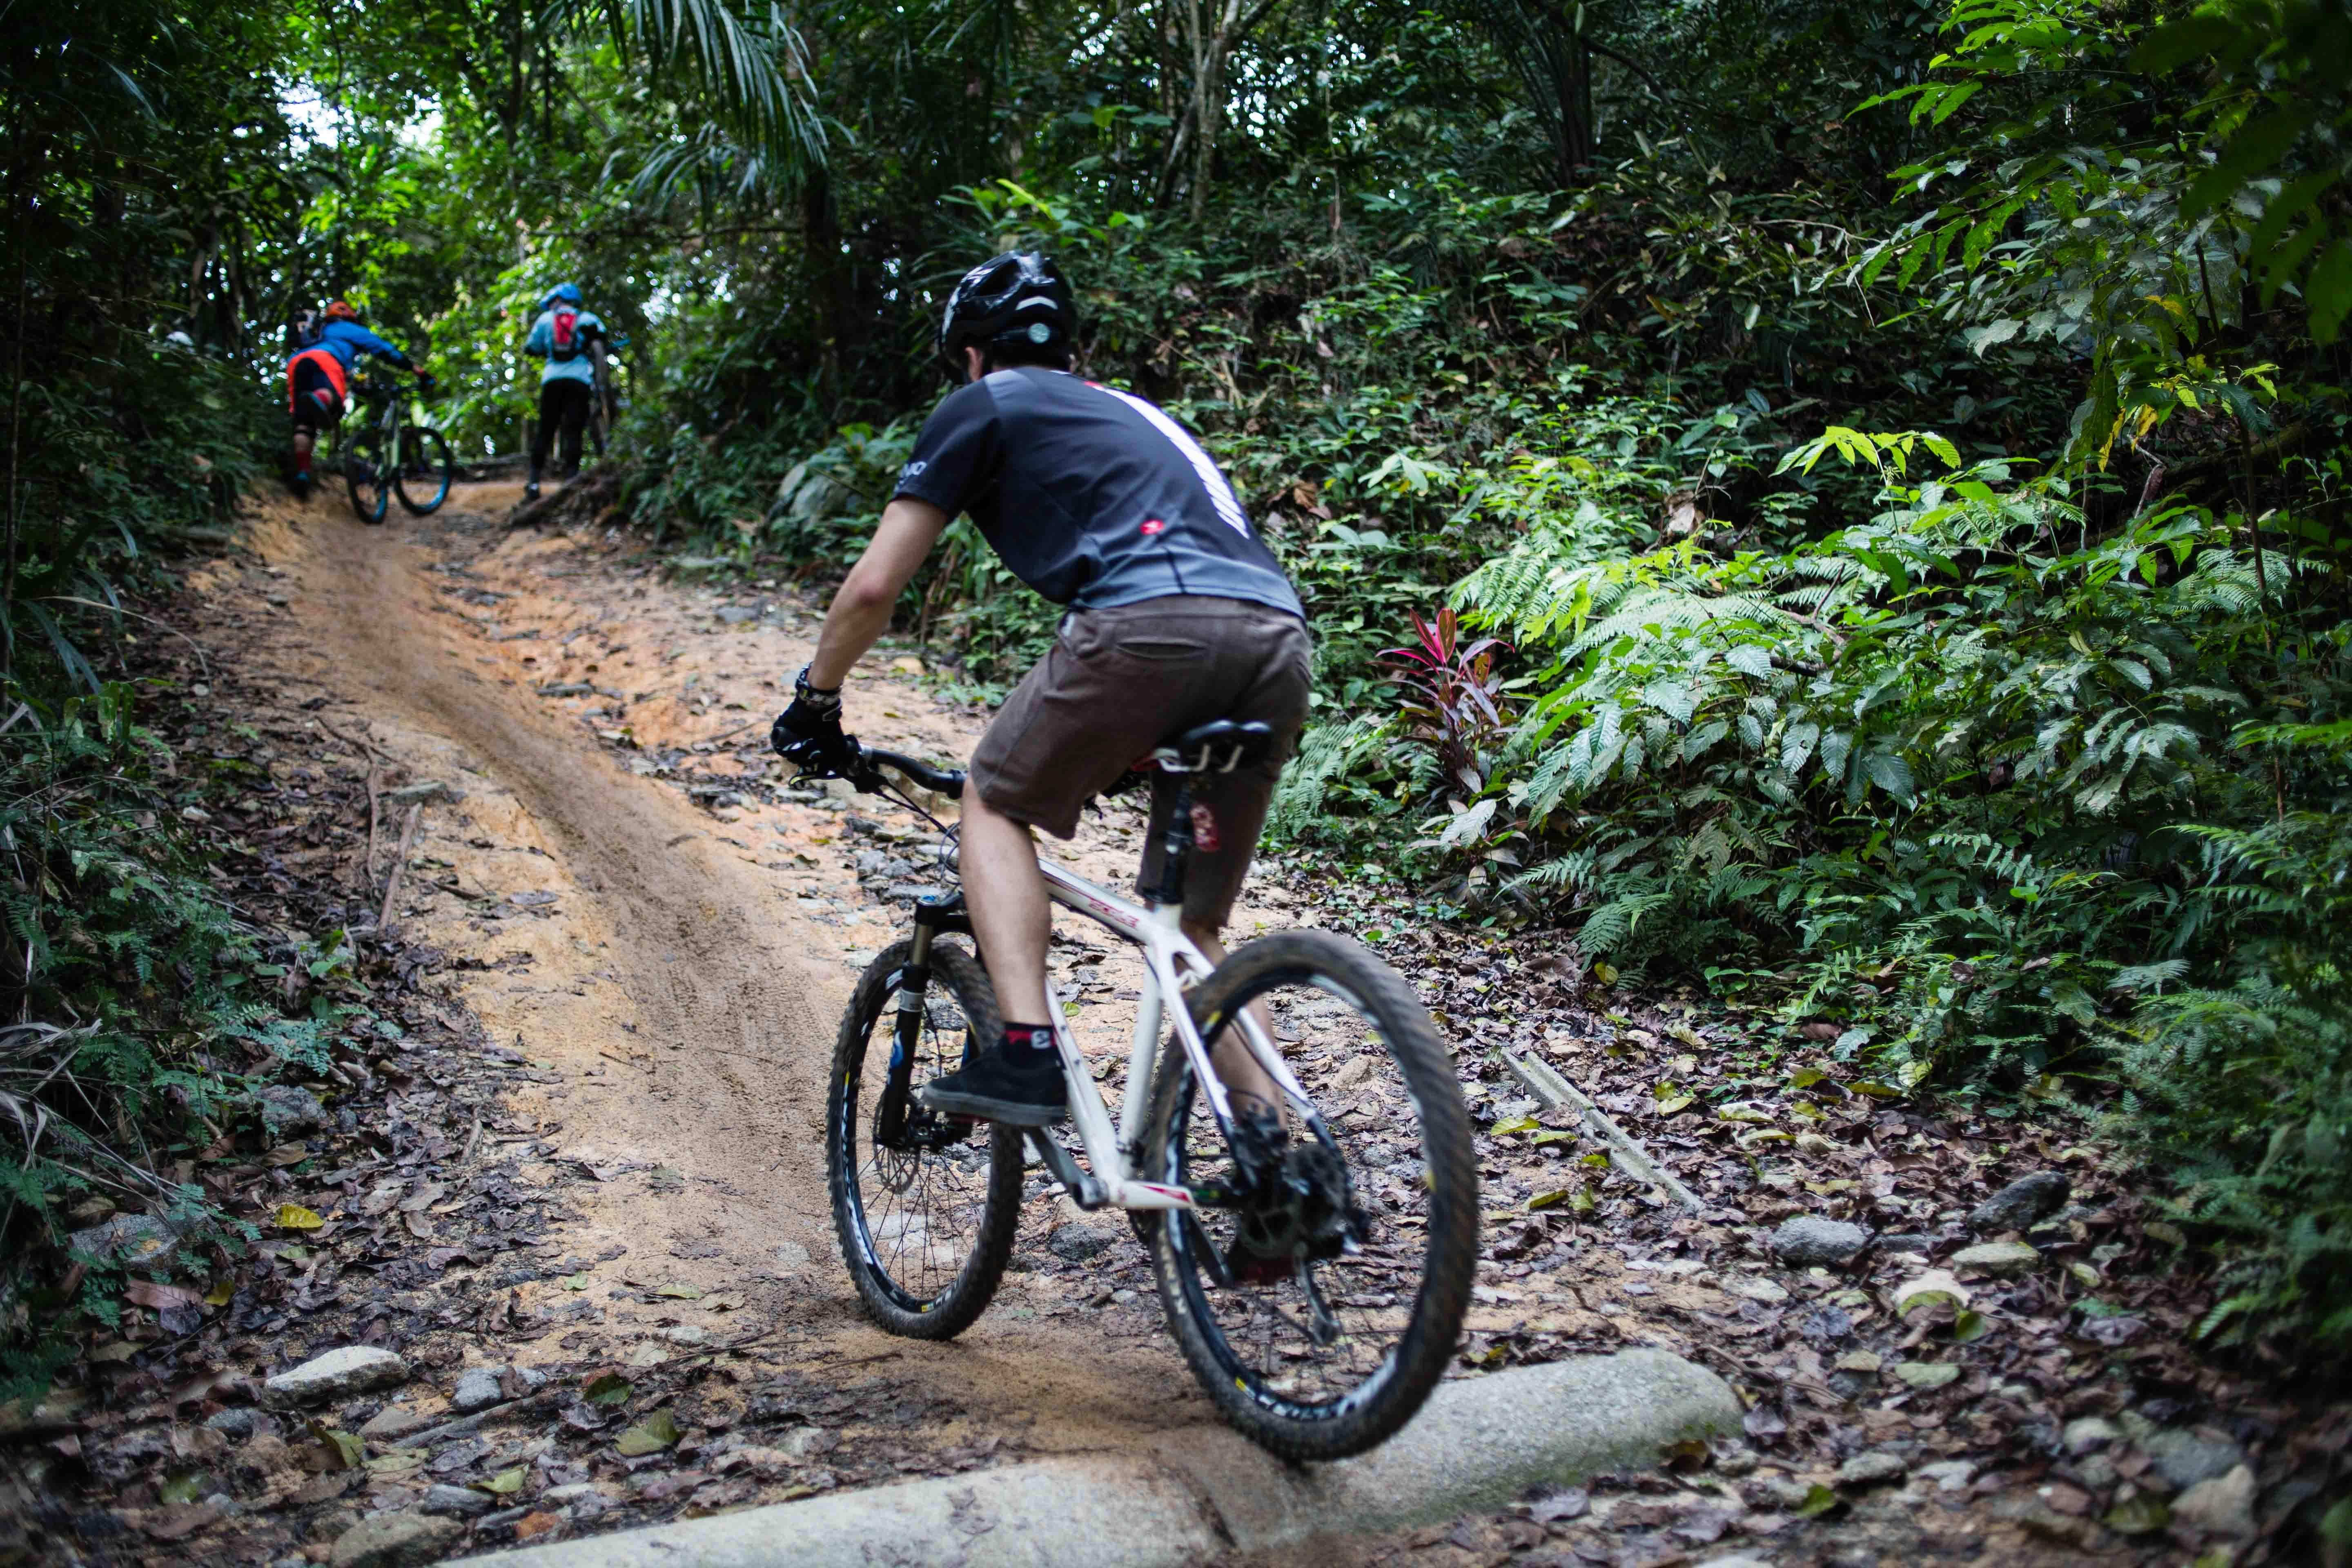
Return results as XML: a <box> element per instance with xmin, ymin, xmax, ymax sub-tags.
<box><xmin>1499</xmin><ymin>1049</ymin><xmax>1708</xmax><ymax>1216</ymax></box>
<box><xmin>375</xmin><ymin>804</ymin><xmax>425</xmax><ymax>937</ymax></box>
<box><xmin>396</xmin><ymin>1390</ymin><xmax>564</xmax><ymax>1452</ymax></box>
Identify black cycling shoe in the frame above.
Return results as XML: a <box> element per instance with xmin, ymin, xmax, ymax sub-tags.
<box><xmin>522</xmin><ymin>480</ymin><xmax>541</xmax><ymax>501</ymax></box>
<box><xmin>915</xmin><ymin>1046</ymin><xmax>1067</xmax><ymax>1126</ymax></box>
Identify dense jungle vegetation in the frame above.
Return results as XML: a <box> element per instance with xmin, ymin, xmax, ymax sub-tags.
<box><xmin>4</xmin><ymin>0</ymin><xmax>2351</xmax><ymax>1377</ymax></box>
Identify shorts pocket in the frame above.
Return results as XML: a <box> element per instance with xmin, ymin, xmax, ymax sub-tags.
<box><xmin>1111</xmin><ymin>635</ymin><xmax>1210</xmax><ymax>662</ymax></box>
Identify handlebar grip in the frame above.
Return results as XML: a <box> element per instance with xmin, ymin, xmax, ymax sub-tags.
<box><xmin>860</xmin><ymin>747</ymin><xmax>966</xmax><ymax>796</ymax></box>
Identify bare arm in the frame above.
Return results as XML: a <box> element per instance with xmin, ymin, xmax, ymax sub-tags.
<box><xmin>806</xmin><ymin>497</ymin><xmax>950</xmax><ymax>688</ymax></box>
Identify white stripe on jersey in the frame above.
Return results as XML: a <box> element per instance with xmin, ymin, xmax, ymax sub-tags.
<box><xmin>1087</xmin><ymin>382</ymin><xmax>1252</xmax><ymax>537</ymax></box>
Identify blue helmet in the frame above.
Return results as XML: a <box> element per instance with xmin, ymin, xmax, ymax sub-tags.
<box><xmin>540</xmin><ymin>283</ymin><xmax>583</xmax><ymax>309</ymax></box>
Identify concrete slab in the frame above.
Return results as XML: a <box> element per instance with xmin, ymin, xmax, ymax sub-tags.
<box><xmin>456</xmin><ymin>1349</ymin><xmax>1741</xmax><ymax>1568</ymax></box>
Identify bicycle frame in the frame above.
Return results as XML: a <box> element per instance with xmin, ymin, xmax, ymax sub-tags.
<box><xmin>905</xmin><ymin>851</ymin><xmax>1325</xmax><ymax>1215</ymax></box>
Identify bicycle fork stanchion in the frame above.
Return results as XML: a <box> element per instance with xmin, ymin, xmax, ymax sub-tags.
<box><xmin>878</xmin><ymin>895</ymin><xmax>977</xmax><ymax>1150</ymax></box>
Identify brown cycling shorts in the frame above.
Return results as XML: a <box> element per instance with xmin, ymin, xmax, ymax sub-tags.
<box><xmin>968</xmin><ymin>595</ymin><xmax>1312</xmax><ymax>927</ymax></box>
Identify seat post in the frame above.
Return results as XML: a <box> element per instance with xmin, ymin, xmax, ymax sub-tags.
<box><xmin>1148</xmin><ymin>774</ymin><xmax>1195</xmax><ymax>909</ymax></box>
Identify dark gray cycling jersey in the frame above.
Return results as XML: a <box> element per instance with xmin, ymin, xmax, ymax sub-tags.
<box><xmin>891</xmin><ymin>367</ymin><xmax>1303</xmax><ymax>617</ymax></box>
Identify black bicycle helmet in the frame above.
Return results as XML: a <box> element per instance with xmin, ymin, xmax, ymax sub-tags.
<box><xmin>936</xmin><ymin>252</ymin><xmax>1075</xmax><ymax>379</ymax></box>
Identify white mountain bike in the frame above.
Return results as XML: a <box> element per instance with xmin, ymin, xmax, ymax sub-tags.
<box><xmin>807</xmin><ymin>720</ymin><xmax>1478</xmax><ymax>1461</ymax></box>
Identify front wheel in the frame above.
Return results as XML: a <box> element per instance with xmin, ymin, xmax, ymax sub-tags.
<box><xmin>394</xmin><ymin>425</ymin><xmax>454</xmax><ymax>515</ymax></box>
<box><xmin>344</xmin><ymin>428</ymin><xmax>389</xmax><ymax>525</ymax></box>
<box><xmin>828</xmin><ymin>938</ymin><xmax>1023</xmax><ymax>1339</ymax></box>
<box><xmin>1145</xmin><ymin>930</ymin><xmax>1478</xmax><ymax>1461</ymax></box>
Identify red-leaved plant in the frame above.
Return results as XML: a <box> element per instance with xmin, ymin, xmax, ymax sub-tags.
<box><xmin>1378</xmin><ymin>607</ymin><xmax>1512</xmax><ymax>800</ymax></box>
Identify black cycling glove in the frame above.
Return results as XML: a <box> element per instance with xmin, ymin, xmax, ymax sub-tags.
<box><xmin>772</xmin><ymin>665</ymin><xmax>855</xmax><ymax>774</ymax></box>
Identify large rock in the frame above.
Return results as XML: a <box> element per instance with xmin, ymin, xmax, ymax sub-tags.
<box><xmin>257</xmin><ymin>1084</ymin><xmax>329</xmax><ymax>1136</ymax></box>
<box><xmin>1950</xmin><ymin>1240</ymin><xmax>2040</xmax><ymax>1277</ymax></box>
<box><xmin>1968</xmin><ymin>1170</ymin><xmax>2070</xmax><ymax>1234</ymax></box>
<box><xmin>67</xmin><ymin>1213</ymin><xmax>180</xmax><ymax>1267</ymax></box>
<box><xmin>1835</xmin><ymin>1450</ymin><xmax>1907</xmax><ymax>1487</ymax></box>
<box><xmin>328</xmin><ymin>1510</ymin><xmax>462</xmax><ymax>1568</ymax></box>
<box><xmin>2145</xmin><ymin>1428</ymin><xmax>2247</xmax><ymax>1491</ymax></box>
<box><xmin>1769</xmin><ymin>1216</ymin><xmax>1868</xmax><ymax>1267</ymax></box>
<box><xmin>263</xmin><ymin>1347</ymin><xmax>409</xmax><ymax>1410</ymax></box>
<box><xmin>418</xmin><ymin>1485</ymin><xmax>496</xmax><ymax>1518</ymax></box>
<box><xmin>2171</xmin><ymin>1465</ymin><xmax>2257</xmax><ymax>1538</ymax></box>
<box><xmin>450</xmin><ymin>1367</ymin><xmax>505</xmax><ymax>1414</ymax></box>
<box><xmin>1048</xmin><ymin>1223</ymin><xmax>1118</xmax><ymax>1264</ymax></box>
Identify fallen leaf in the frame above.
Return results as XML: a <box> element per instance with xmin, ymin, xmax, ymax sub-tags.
<box><xmin>2105</xmin><ymin>1495</ymin><xmax>2170</xmax><ymax>1535</ymax></box>
<box><xmin>312</xmin><ymin>1424</ymin><xmax>364</xmax><ymax>1469</ymax></box>
<box><xmin>1849</xmin><ymin>1080</ymin><xmax>1904</xmax><ymax>1098</ymax></box>
<box><xmin>1491</xmin><ymin>1116</ymin><xmax>1541</xmax><ymax>1137</ymax></box>
<box><xmin>582</xmin><ymin>1370</ymin><xmax>633</xmax><ymax>1407</ymax></box>
<box><xmin>1892</xmin><ymin>1361</ymin><xmax>1960</xmax><ymax>1389</ymax></box>
<box><xmin>654</xmin><ymin>1283</ymin><xmax>702</xmax><ymax>1300</ymax></box>
<box><xmin>476</xmin><ymin>1467</ymin><xmax>526</xmax><ymax>1496</ymax></box>
<box><xmin>1794</xmin><ymin>1483</ymin><xmax>1844</xmax><ymax>1518</ymax></box>
<box><xmin>1788</xmin><ymin>1066</ymin><xmax>1828</xmax><ymax>1089</ymax></box>
<box><xmin>202</xmin><ymin>1278</ymin><xmax>234</xmax><ymax>1307</ymax></box>
<box><xmin>514</xmin><ymin>1511</ymin><xmax>562</xmax><ymax>1542</ymax></box>
<box><xmin>561</xmin><ymin>1274</ymin><xmax>590</xmax><ymax>1291</ymax></box>
<box><xmin>615</xmin><ymin>1409</ymin><xmax>682</xmax><ymax>1456</ymax></box>
<box><xmin>1655</xmin><ymin>1093</ymin><xmax>1694</xmax><ymax>1115</ymax></box>
<box><xmin>1526</xmin><ymin>1189</ymin><xmax>1566</xmax><ymax>1212</ymax></box>
<box><xmin>125</xmin><ymin>1280</ymin><xmax>203</xmax><ymax>1313</ymax></box>
<box><xmin>1952</xmin><ymin>1309</ymin><xmax>1992</xmax><ymax>1343</ymax></box>
<box><xmin>273</xmin><ymin>1204</ymin><xmax>323</xmax><ymax>1231</ymax></box>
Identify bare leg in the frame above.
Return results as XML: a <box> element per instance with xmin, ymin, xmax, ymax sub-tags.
<box><xmin>1182</xmin><ymin>920</ymin><xmax>1282</xmax><ymax>1114</ymax></box>
<box><xmin>958</xmin><ymin>779</ymin><xmax>1053</xmax><ymax>1026</ymax></box>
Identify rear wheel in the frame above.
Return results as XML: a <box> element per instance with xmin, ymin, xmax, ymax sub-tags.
<box><xmin>394</xmin><ymin>425</ymin><xmax>454</xmax><ymax>514</ymax></box>
<box><xmin>344</xmin><ymin>426</ymin><xmax>388</xmax><ymax>525</ymax></box>
<box><xmin>828</xmin><ymin>938</ymin><xmax>1023</xmax><ymax>1339</ymax></box>
<box><xmin>1145</xmin><ymin>930</ymin><xmax>1478</xmax><ymax>1460</ymax></box>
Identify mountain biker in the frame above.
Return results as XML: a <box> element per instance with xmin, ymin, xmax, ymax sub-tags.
<box><xmin>773</xmin><ymin>252</ymin><xmax>1310</xmax><ymax>1132</ymax></box>
<box><xmin>286</xmin><ymin>301</ymin><xmax>433</xmax><ymax>500</ymax></box>
<box><xmin>521</xmin><ymin>283</ymin><xmax>609</xmax><ymax>501</ymax></box>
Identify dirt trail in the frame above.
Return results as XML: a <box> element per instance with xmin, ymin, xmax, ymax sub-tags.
<box><xmin>224</xmin><ymin>482</ymin><xmax>1234</xmax><ymax>1461</ymax></box>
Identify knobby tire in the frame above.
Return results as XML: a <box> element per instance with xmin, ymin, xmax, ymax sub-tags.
<box><xmin>828</xmin><ymin>938</ymin><xmax>1023</xmax><ymax>1339</ymax></box>
<box><xmin>1144</xmin><ymin>929</ymin><xmax>1478</xmax><ymax>1461</ymax></box>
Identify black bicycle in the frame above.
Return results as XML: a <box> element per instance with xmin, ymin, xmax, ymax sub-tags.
<box><xmin>810</xmin><ymin>729</ymin><xmax>1477</xmax><ymax>1461</ymax></box>
<box><xmin>340</xmin><ymin>374</ymin><xmax>454</xmax><ymax>524</ymax></box>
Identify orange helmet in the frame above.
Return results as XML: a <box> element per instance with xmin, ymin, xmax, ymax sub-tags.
<box><xmin>323</xmin><ymin>300</ymin><xmax>360</xmax><ymax>323</ymax></box>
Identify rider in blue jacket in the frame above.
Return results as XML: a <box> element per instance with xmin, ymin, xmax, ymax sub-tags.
<box><xmin>286</xmin><ymin>301</ymin><xmax>432</xmax><ymax>499</ymax></box>
<box><xmin>521</xmin><ymin>283</ymin><xmax>609</xmax><ymax>501</ymax></box>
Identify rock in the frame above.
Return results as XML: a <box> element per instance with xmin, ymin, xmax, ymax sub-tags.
<box><xmin>1918</xmin><ymin>1459</ymin><xmax>1976</xmax><ymax>1492</ymax></box>
<box><xmin>1713</xmin><ymin>1445</ymin><xmax>1758</xmax><ymax>1477</ymax></box>
<box><xmin>658</xmin><ymin>1325</ymin><xmax>709</xmax><ymax>1346</ymax></box>
<box><xmin>257</xmin><ymin>1085</ymin><xmax>329</xmax><ymax>1136</ymax></box>
<box><xmin>1048</xmin><ymin>1223</ymin><xmax>1118</xmax><ymax>1263</ymax></box>
<box><xmin>67</xmin><ymin>1213</ymin><xmax>180</xmax><ymax>1267</ymax></box>
<box><xmin>1836</xmin><ymin>1450</ymin><xmax>1908</xmax><ymax>1487</ymax></box>
<box><xmin>1693</xmin><ymin>1558</ymin><xmax>1773</xmax><ymax>1568</ymax></box>
<box><xmin>2062</xmin><ymin>1415</ymin><xmax>2121</xmax><ymax>1454</ymax></box>
<box><xmin>1893</xmin><ymin>1269</ymin><xmax>1972</xmax><ymax>1315</ymax></box>
<box><xmin>1753</xmin><ymin>1477</ymin><xmax>1816</xmax><ymax>1511</ymax></box>
<box><xmin>1876</xmin><ymin>1232</ymin><xmax>1938</xmax><ymax>1253</ymax></box>
<box><xmin>1770</xmin><ymin>1216</ymin><xmax>1869</xmax><ymax>1267</ymax></box>
<box><xmin>450</xmin><ymin>1367</ymin><xmax>505</xmax><ymax>1414</ymax></box>
<box><xmin>263</xmin><ymin>1347</ymin><xmax>408</xmax><ymax>1410</ymax></box>
<box><xmin>1951</xmin><ymin>1240</ymin><xmax>2040</xmax><ymax>1276</ymax></box>
<box><xmin>417</xmin><ymin>1486</ymin><xmax>494</xmax><ymax>1519</ymax></box>
<box><xmin>357</xmin><ymin>1404</ymin><xmax>432</xmax><ymax>1441</ymax></box>
<box><xmin>201</xmin><ymin>1409</ymin><xmax>271</xmax><ymax>1443</ymax></box>
<box><xmin>1724</xmin><ymin>1275</ymin><xmax>1788</xmax><ymax>1305</ymax></box>
<box><xmin>2170</xmin><ymin>1466</ymin><xmax>2257</xmax><ymax>1538</ymax></box>
<box><xmin>1967</xmin><ymin>1170</ymin><xmax>2070</xmax><ymax>1234</ymax></box>
<box><xmin>1892</xmin><ymin>1361</ymin><xmax>1960</xmax><ymax>1389</ymax></box>
<box><xmin>327</xmin><ymin>1510</ymin><xmax>462</xmax><ymax>1568</ymax></box>
<box><xmin>2145</xmin><ymin>1428</ymin><xmax>2247</xmax><ymax>1491</ymax></box>
<box><xmin>538</xmin><ymin>1483</ymin><xmax>600</xmax><ymax>1506</ymax></box>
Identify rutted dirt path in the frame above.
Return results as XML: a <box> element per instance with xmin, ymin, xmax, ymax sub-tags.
<box><xmin>228</xmin><ymin>481</ymin><xmax>1238</xmax><ymax>1459</ymax></box>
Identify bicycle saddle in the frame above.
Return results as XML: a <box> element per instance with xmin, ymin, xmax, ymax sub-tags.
<box><xmin>1154</xmin><ymin>719</ymin><xmax>1276</xmax><ymax>774</ymax></box>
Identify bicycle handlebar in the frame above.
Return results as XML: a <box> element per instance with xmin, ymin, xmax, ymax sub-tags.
<box><xmin>856</xmin><ymin>746</ymin><xmax>966</xmax><ymax>797</ymax></box>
